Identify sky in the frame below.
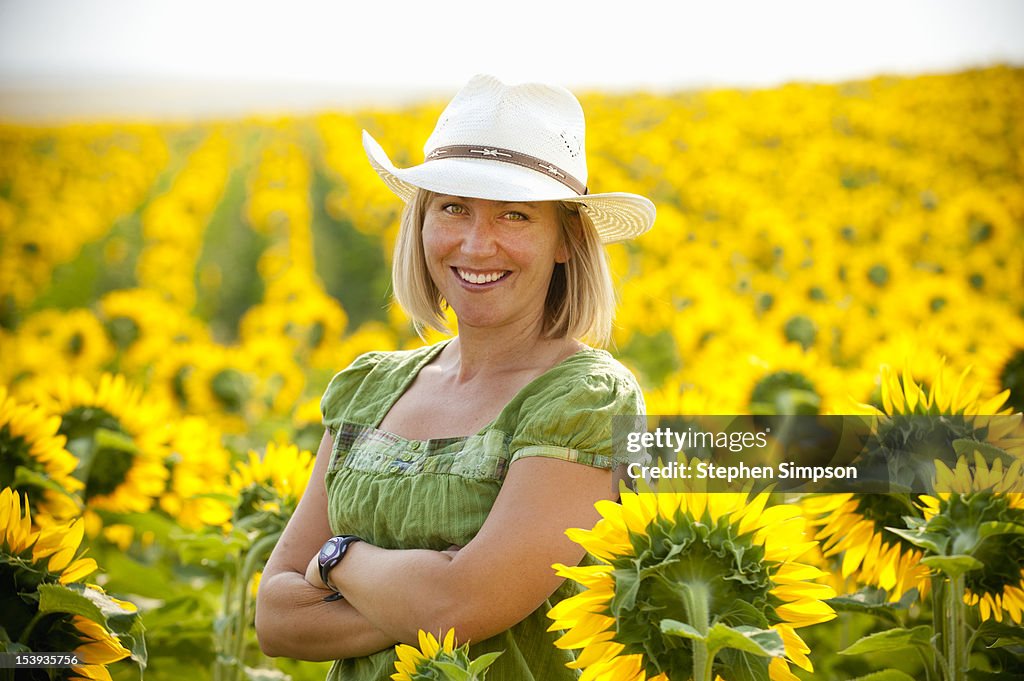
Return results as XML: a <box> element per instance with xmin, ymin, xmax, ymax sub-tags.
<box><xmin>0</xmin><ymin>0</ymin><xmax>1022</xmax><ymax>119</ymax></box>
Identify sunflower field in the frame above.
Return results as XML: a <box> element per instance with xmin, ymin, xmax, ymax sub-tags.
<box><xmin>2</xmin><ymin>65</ymin><xmax>1023</xmax><ymax>680</ymax></box>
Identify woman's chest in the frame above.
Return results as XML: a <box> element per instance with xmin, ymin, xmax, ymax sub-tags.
<box><xmin>377</xmin><ymin>371</ymin><xmax>524</xmax><ymax>440</ymax></box>
<box><xmin>324</xmin><ymin>424</ymin><xmax>511</xmax><ymax>549</ymax></box>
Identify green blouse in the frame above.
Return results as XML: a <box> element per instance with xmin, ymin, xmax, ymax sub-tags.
<box><xmin>319</xmin><ymin>340</ymin><xmax>645</xmax><ymax>681</ymax></box>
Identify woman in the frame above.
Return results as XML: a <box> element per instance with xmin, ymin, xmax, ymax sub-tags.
<box><xmin>255</xmin><ymin>74</ymin><xmax>655</xmax><ymax>680</ymax></box>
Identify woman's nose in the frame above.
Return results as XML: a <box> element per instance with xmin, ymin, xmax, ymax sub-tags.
<box><xmin>460</xmin><ymin>215</ymin><xmax>499</xmax><ymax>257</ymax></box>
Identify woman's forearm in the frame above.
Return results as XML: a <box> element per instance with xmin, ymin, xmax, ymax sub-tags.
<box><xmin>322</xmin><ymin>459</ymin><xmax>610</xmax><ymax>645</ymax></box>
<box><xmin>329</xmin><ymin>541</ymin><xmax>548</xmax><ymax>645</ymax></box>
<box><xmin>255</xmin><ymin>568</ymin><xmax>397</xmax><ymax>661</ymax></box>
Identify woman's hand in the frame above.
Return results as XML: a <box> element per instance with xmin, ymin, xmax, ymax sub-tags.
<box><xmin>254</xmin><ymin>430</ymin><xmax>397</xmax><ymax>661</ymax></box>
<box><xmin>304</xmin><ymin>552</ymin><xmax>325</xmax><ymax>589</ymax></box>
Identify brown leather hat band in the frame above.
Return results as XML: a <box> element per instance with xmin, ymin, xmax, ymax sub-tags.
<box><xmin>424</xmin><ymin>144</ymin><xmax>587</xmax><ymax>195</ymax></box>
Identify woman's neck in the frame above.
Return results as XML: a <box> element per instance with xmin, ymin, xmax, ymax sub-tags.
<box><xmin>439</xmin><ymin>322</ymin><xmax>583</xmax><ymax>384</ymax></box>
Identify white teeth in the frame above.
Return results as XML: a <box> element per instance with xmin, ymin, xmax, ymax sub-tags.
<box><xmin>457</xmin><ymin>269</ymin><xmax>507</xmax><ymax>284</ymax></box>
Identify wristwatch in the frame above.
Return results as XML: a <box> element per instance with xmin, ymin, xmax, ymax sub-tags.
<box><xmin>317</xmin><ymin>535</ymin><xmax>362</xmax><ymax>602</ymax></box>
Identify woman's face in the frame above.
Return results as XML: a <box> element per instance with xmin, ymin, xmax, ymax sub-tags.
<box><xmin>422</xmin><ymin>195</ymin><xmax>567</xmax><ymax>334</ymax></box>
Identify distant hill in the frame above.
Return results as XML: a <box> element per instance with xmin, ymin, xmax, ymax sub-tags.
<box><xmin>0</xmin><ymin>77</ymin><xmax>444</xmax><ymax>122</ymax></box>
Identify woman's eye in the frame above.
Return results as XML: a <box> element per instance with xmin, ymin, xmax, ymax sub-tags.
<box><xmin>442</xmin><ymin>203</ymin><xmax>466</xmax><ymax>215</ymax></box>
<box><xmin>505</xmin><ymin>211</ymin><xmax>528</xmax><ymax>221</ymax></box>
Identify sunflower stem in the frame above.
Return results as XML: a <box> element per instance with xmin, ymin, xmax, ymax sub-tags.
<box><xmin>215</xmin><ymin>570</ymin><xmax>234</xmax><ymax>681</ymax></box>
<box><xmin>680</xmin><ymin>583</ymin><xmax>714</xmax><ymax>681</ymax></box>
<box><xmin>16</xmin><ymin>610</ymin><xmax>44</xmax><ymax>645</ymax></box>
<box><xmin>230</xmin><ymin>532</ymin><xmax>281</xmax><ymax>679</ymax></box>
<box><xmin>930</xmin><ymin>574</ymin><xmax>946</xmax><ymax>681</ymax></box>
<box><xmin>232</xmin><ymin>566</ymin><xmax>250</xmax><ymax>681</ymax></box>
<box><xmin>947</xmin><ymin>573</ymin><xmax>968</xmax><ymax>681</ymax></box>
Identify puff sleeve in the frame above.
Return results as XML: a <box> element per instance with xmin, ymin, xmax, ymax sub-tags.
<box><xmin>320</xmin><ymin>351</ymin><xmax>386</xmax><ymax>435</ymax></box>
<box><xmin>503</xmin><ymin>353</ymin><xmax>646</xmax><ymax>470</ymax></box>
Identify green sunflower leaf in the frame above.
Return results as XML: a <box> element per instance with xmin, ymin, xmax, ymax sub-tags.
<box><xmin>466</xmin><ymin>651</ymin><xmax>503</xmax><ymax>675</ymax></box>
<box><xmin>113</xmin><ymin>608</ymin><xmax>147</xmax><ymax>668</ymax></box>
<box><xmin>38</xmin><ymin>582</ymin><xmax>147</xmax><ymax>666</ymax></box>
<box><xmin>976</xmin><ymin>521</ymin><xmax>1024</xmax><ymax>542</ymax></box>
<box><xmin>174</xmin><ymin>529</ymin><xmax>248</xmax><ymax>567</ymax></box>
<box><xmin>976</xmin><ymin>620</ymin><xmax>1024</xmax><ymax>648</ymax></box>
<box><xmin>96</xmin><ymin>509</ymin><xmax>180</xmax><ymax>543</ymax></box>
<box><xmin>846</xmin><ymin>671</ymin><xmax>918</xmax><ymax>681</ymax></box>
<box><xmin>838</xmin><ymin>625</ymin><xmax>933</xmax><ymax>655</ymax></box>
<box><xmin>659</xmin><ymin>619</ymin><xmax>705</xmax><ymax>641</ymax></box>
<box><xmin>430</xmin><ymin>660</ymin><xmax>472</xmax><ymax>680</ymax></box>
<box><xmin>885</xmin><ymin>526</ymin><xmax>948</xmax><ymax>554</ymax></box>
<box><xmin>826</xmin><ymin>587</ymin><xmax>917</xmax><ymax>625</ymax></box>
<box><xmin>12</xmin><ymin>465</ymin><xmax>82</xmax><ymax>503</ymax></box>
<box><xmin>951</xmin><ymin>438</ymin><xmax>1014</xmax><ymax>464</ymax></box>
<box><xmin>718</xmin><ymin>646</ymin><xmax>771</xmax><ymax>681</ymax></box>
<box><xmin>93</xmin><ymin>427</ymin><xmax>140</xmax><ymax>454</ymax></box>
<box><xmin>920</xmin><ymin>554</ymin><xmax>983</xmax><ymax>578</ymax></box>
<box><xmin>718</xmin><ymin>599</ymin><xmax>770</xmax><ymax>628</ymax></box>
<box><xmin>705</xmin><ymin>624</ymin><xmax>785</xmax><ymax>658</ymax></box>
<box><xmin>37</xmin><ymin>583</ymin><xmax>106</xmax><ymax>623</ymax></box>
<box><xmin>0</xmin><ymin>627</ymin><xmax>31</xmax><ymax>654</ymax></box>
<box><xmin>609</xmin><ymin>567</ymin><xmax>642</xmax><ymax>614</ymax></box>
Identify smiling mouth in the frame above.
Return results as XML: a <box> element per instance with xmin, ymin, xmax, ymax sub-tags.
<box><xmin>454</xmin><ymin>268</ymin><xmax>510</xmax><ymax>285</ymax></box>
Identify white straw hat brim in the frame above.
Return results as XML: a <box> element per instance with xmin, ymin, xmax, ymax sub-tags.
<box><xmin>363</xmin><ymin>131</ymin><xmax>655</xmax><ymax>243</ymax></box>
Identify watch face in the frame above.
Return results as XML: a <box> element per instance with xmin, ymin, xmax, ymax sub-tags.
<box><xmin>319</xmin><ymin>537</ymin><xmax>341</xmax><ymax>564</ymax></box>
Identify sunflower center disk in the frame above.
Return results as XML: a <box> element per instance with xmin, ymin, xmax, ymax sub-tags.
<box><xmin>61</xmin><ymin>406</ymin><xmax>136</xmax><ymax>500</ymax></box>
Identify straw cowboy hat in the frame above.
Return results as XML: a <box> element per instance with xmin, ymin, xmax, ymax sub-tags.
<box><xmin>362</xmin><ymin>74</ymin><xmax>656</xmax><ymax>243</ymax></box>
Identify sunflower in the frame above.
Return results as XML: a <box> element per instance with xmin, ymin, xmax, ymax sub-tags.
<box><xmin>391</xmin><ymin>628</ymin><xmax>502</xmax><ymax>681</ymax></box>
<box><xmin>291</xmin><ymin>395</ymin><xmax>328</xmax><ymax>452</ymax></box>
<box><xmin>239</xmin><ymin>336</ymin><xmax>306</xmax><ymax>417</ymax></box>
<box><xmin>6</xmin><ymin>309</ymin><xmax>114</xmax><ymax>383</ymax></box>
<box><xmin>917</xmin><ymin>452</ymin><xmax>1024</xmax><ymax>623</ymax></box>
<box><xmin>238</xmin><ymin>271</ymin><xmax>348</xmax><ymax>370</ymax></box>
<box><xmin>878</xmin><ymin>360</ymin><xmax>1024</xmax><ymax>472</ymax></box>
<box><xmin>549</xmin><ymin>490</ymin><xmax>835</xmax><ymax>681</ymax></box>
<box><xmin>149</xmin><ymin>341</ymin><xmax>210</xmax><ymax>414</ymax></box>
<box><xmin>643</xmin><ymin>377</ymin><xmax>735</xmax><ymax>417</ymax></box>
<box><xmin>68</xmin><ymin>614</ymin><xmax>133</xmax><ymax>681</ymax></box>
<box><xmin>219</xmin><ymin>441</ymin><xmax>315</xmax><ymax>533</ymax></box>
<box><xmin>808</xmin><ymin>362</ymin><xmax>1024</xmax><ymax>601</ymax></box>
<box><xmin>334</xmin><ymin>322</ymin><xmax>401</xmax><ymax>369</ymax></box>
<box><xmin>994</xmin><ymin>344</ymin><xmax>1024</xmax><ymax>413</ymax></box>
<box><xmin>98</xmin><ymin>287</ymin><xmax>209</xmax><ymax>373</ymax></box>
<box><xmin>391</xmin><ymin>629</ymin><xmax>457</xmax><ymax>681</ymax></box>
<box><xmin>159</xmin><ymin>415</ymin><xmax>233</xmax><ymax>530</ymax></box>
<box><xmin>181</xmin><ymin>344</ymin><xmax>257</xmax><ymax>434</ymax></box>
<box><xmin>865</xmin><ymin>363</ymin><xmax>1016</xmax><ymax>422</ymax></box>
<box><xmin>0</xmin><ymin>485</ymin><xmax>134</xmax><ymax>675</ymax></box>
<box><xmin>31</xmin><ymin>373</ymin><xmax>171</xmax><ymax>515</ymax></box>
<box><xmin>801</xmin><ymin>493</ymin><xmax>932</xmax><ymax>600</ymax></box>
<box><xmin>0</xmin><ymin>386</ymin><xmax>82</xmax><ymax>523</ymax></box>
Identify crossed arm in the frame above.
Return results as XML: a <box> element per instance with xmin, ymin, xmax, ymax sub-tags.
<box><xmin>254</xmin><ymin>430</ymin><xmax>616</xmax><ymax>661</ymax></box>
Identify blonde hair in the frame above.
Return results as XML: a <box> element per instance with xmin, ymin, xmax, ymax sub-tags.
<box><xmin>392</xmin><ymin>189</ymin><xmax>615</xmax><ymax>346</ymax></box>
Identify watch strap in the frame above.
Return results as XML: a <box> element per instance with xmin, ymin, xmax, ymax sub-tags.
<box><xmin>318</xmin><ymin>535</ymin><xmax>362</xmax><ymax>601</ymax></box>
